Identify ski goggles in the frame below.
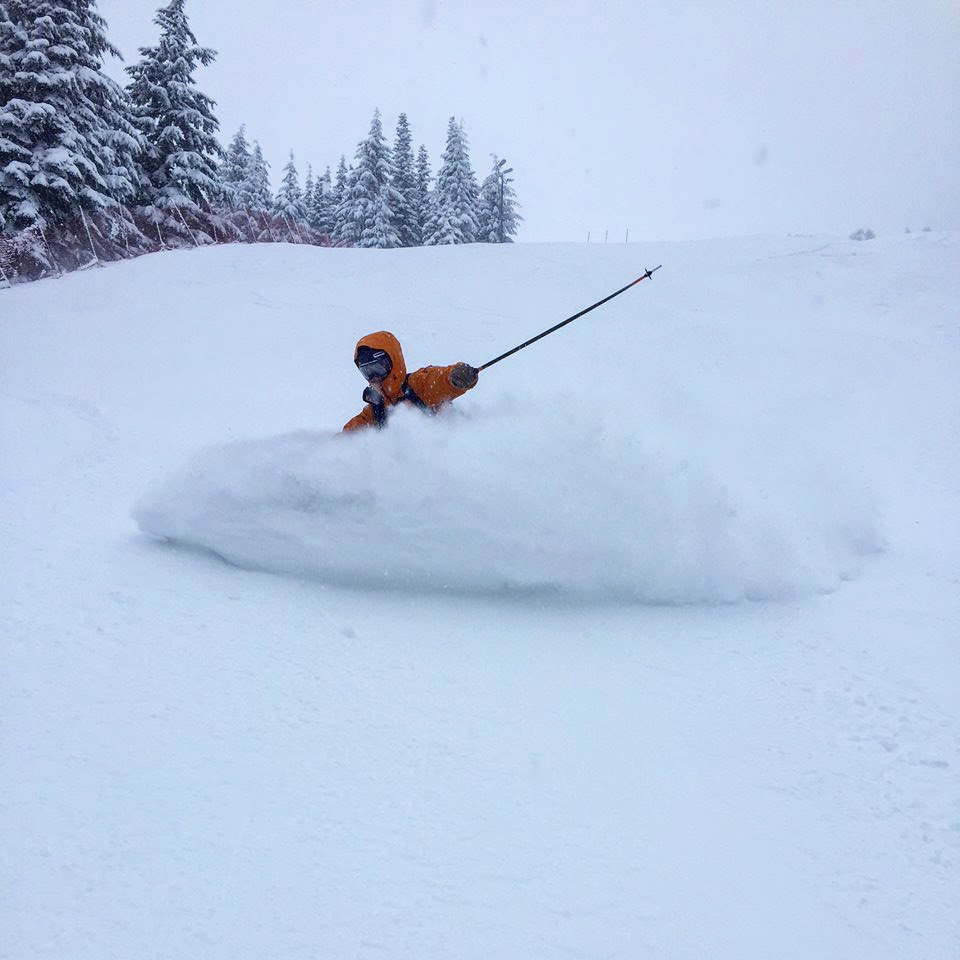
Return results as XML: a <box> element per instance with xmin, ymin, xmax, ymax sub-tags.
<box><xmin>355</xmin><ymin>347</ymin><xmax>393</xmax><ymax>382</ymax></box>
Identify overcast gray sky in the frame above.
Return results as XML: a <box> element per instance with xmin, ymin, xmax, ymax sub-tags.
<box><xmin>96</xmin><ymin>0</ymin><xmax>960</xmax><ymax>242</ymax></box>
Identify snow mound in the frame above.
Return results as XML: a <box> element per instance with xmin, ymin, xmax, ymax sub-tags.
<box><xmin>133</xmin><ymin>400</ymin><xmax>881</xmax><ymax>603</ymax></box>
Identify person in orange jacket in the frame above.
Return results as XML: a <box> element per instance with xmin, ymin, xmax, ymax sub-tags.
<box><xmin>342</xmin><ymin>330</ymin><xmax>479</xmax><ymax>432</ymax></box>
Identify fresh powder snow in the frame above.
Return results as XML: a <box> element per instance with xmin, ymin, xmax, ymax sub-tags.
<box><xmin>2</xmin><ymin>235</ymin><xmax>958</xmax><ymax>959</ymax></box>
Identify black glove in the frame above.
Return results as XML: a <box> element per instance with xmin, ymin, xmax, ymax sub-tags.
<box><xmin>362</xmin><ymin>385</ymin><xmax>387</xmax><ymax>428</ymax></box>
<box><xmin>450</xmin><ymin>363</ymin><xmax>479</xmax><ymax>390</ymax></box>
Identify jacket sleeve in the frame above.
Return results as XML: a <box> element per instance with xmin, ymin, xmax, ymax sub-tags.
<box><xmin>407</xmin><ymin>364</ymin><xmax>472</xmax><ymax>407</ymax></box>
<box><xmin>342</xmin><ymin>405</ymin><xmax>375</xmax><ymax>432</ymax></box>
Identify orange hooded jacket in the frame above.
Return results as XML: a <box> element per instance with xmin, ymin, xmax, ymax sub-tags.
<box><xmin>342</xmin><ymin>331</ymin><xmax>474</xmax><ymax>432</ymax></box>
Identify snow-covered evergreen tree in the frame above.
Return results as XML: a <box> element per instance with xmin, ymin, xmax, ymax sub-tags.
<box><xmin>338</xmin><ymin>110</ymin><xmax>403</xmax><ymax>248</ymax></box>
<box><xmin>220</xmin><ymin>125</ymin><xmax>254</xmax><ymax>209</ymax></box>
<box><xmin>126</xmin><ymin>0</ymin><xmax>221</xmax><ymax>212</ymax></box>
<box><xmin>477</xmin><ymin>155</ymin><xmax>522</xmax><ymax>242</ymax></box>
<box><xmin>303</xmin><ymin>173</ymin><xmax>318</xmax><ymax>228</ymax></box>
<box><xmin>76</xmin><ymin>3</ymin><xmax>144</xmax><ymax>213</ymax></box>
<box><xmin>332</xmin><ymin>162</ymin><xmax>357</xmax><ymax>245</ymax></box>
<box><xmin>306</xmin><ymin>166</ymin><xmax>333</xmax><ymax>236</ymax></box>
<box><xmin>247</xmin><ymin>141</ymin><xmax>272</xmax><ymax>213</ymax></box>
<box><xmin>331</xmin><ymin>156</ymin><xmax>347</xmax><ymax>206</ymax></box>
<box><xmin>215</xmin><ymin>124</ymin><xmax>267</xmax><ymax>240</ymax></box>
<box><xmin>391</xmin><ymin>113</ymin><xmax>419</xmax><ymax>247</ymax></box>
<box><xmin>329</xmin><ymin>157</ymin><xmax>350</xmax><ymax>242</ymax></box>
<box><xmin>317</xmin><ymin>166</ymin><xmax>334</xmax><ymax>236</ymax></box>
<box><xmin>274</xmin><ymin>150</ymin><xmax>305</xmax><ymax>222</ymax></box>
<box><xmin>424</xmin><ymin>118</ymin><xmax>479</xmax><ymax>245</ymax></box>
<box><xmin>303</xmin><ymin>164</ymin><xmax>314</xmax><ymax>221</ymax></box>
<box><xmin>414</xmin><ymin>144</ymin><xmax>434</xmax><ymax>247</ymax></box>
<box><xmin>0</xmin><ymin>0</ymin><xmax>143</xmax><ymax>234</ymax></box>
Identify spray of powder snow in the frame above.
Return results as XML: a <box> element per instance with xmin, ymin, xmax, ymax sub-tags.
<box><xmin>133</xmin><ymin>400</ymin><xmax>882</xmax><ymax>603</ymax></box>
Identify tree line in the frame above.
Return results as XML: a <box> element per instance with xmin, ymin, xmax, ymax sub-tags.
<box><xmin>224</xmin><ymin>110</ymin><xmax>520</xmax><ymax>250</ymax></box>
<box><xmin>0</xmin><ymin>0</ymin><xmax>522</xmax><ymax>286</ymax></box>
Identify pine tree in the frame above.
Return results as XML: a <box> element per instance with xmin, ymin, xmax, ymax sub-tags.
<box><xmin>247</xmin><ymin>141</ymin><xmax>272</xmax><ymax>213</ymax></box>
<box><xmin>0</xmin><ymin>0</ymin><xmax>143</xmax><ymax>235</ymax></box>
<box><xmin>216</xmin><ymin>124</ymin><xmax>266</xmax><ymax>240</ymax></box>
<box><xmin>274</xmin><ymin>150</ymin><xmax>305</xmax><ymax>222</ymax></box>
<box><xmin>126</xmin><ymin>0</ymin><xmax>221</xmax><ymax>212</ymax></box>
<box><xmin>220</xmin><ymin>125</ymin><xmax>253</xmax><ymax>209</ymax></box>
<box><xmin>477</xmin><ymin>155</ymin><xmax>522</xmax><ymax>242</ymax></box>
<box><xmin>78</xmin><ymin>3</ymin><xmax>144</xmax><ymax>213</ymax></box>
<box><xmin>332</xmin><ymin>156</ymin><xmax>348</xmax><ymax>208</ymax></box>
<box><xmin>306</xmin><ymin>166</ymin><xmax>333</xmax><ymax>237</ymax></box>
<box><xmin>339</xmin><ymin>110</ymin><xmax>403</xmax><ymax>248</ymax></box>
<box><xmin>414</xmin><ymin>144</ymin><xmax>434</xmax><ymax>247</ymax></box>
<box><xmin>317</xmin><ymin>166</ymin><xmax>334</xmax><ymax>236</ymax></box>
<box><xmin>329</xmin><ymin>157</ymin><xmax>350</xmax><ymax>243</ymax></box>
<box><xmin>332</xmin><ymin>163</ymin><xmax>357</xmax><ymax>245</ymax></box>
<box><xmin>391</xmin><ymin>113</ymin><xmax>419</xmax><ymax>247</ymax></box>
<box><xmin>304</xmin><ymin>173</ymin><xmax>319</xmax><ymax>229</ymax></box>
<box><xmin>303</xmin><ymin>164</ymin><xmax>315</xmax><ymax>223</ymax></box>
<box><xmin>424</xmin><ymin>118</ymin><xmax>479</xmax><ymax>245</ymax></box>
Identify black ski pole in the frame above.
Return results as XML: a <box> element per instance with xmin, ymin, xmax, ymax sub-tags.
<box><xmin>478</xmin><ymin>265</ymin><xmax>662</xmax><ymax>372</ymax></box>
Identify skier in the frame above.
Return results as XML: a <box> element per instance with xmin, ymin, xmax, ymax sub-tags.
<box><xmin>342</xmin><ymin>331</ymin><xmax>479</xmax><ymax>432</ymax></box>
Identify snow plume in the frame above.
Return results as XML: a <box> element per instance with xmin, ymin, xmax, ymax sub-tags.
<box><xmin>133</xmin><ymin>400</ymin><xmax>880</xmax><ymax>604</ymax></box>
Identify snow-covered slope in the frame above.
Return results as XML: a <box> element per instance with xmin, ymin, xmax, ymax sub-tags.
<box><xmin>2</xmin><ymin>236</ymin><xmax>958</xmax><ymax>959</ymax></box>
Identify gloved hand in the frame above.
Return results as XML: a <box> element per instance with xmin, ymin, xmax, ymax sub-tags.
<box><xmin>362</xmin><ymin>385</ymin><xmax>384</xmax><ymax>407</ymax></box>
<box><xmin>362</xmin><ymin>385</ymin><xmax>387</xmax><ymax>428</ymax></box>
<box><xmin>450</xmin><ymin>363</ymin><xmax>479</xmax><ymax>390</ymax></box>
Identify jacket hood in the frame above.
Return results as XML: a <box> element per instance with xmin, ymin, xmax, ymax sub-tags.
<box><xmin>354</xmin><ymin>331</ymin><xmax>407</xmax><ymax>402</ymax></box>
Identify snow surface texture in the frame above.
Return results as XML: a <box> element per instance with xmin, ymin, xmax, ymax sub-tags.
<box><xmin>3</xmin><ymin>237</ymin><xmax>959</xmax><ymax>960</ymax></box>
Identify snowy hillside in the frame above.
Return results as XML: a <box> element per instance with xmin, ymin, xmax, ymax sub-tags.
<box><xmin>2</xmin><ymin>235</ymin><xmax>958</xmax><ymax>959</ymax></box>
